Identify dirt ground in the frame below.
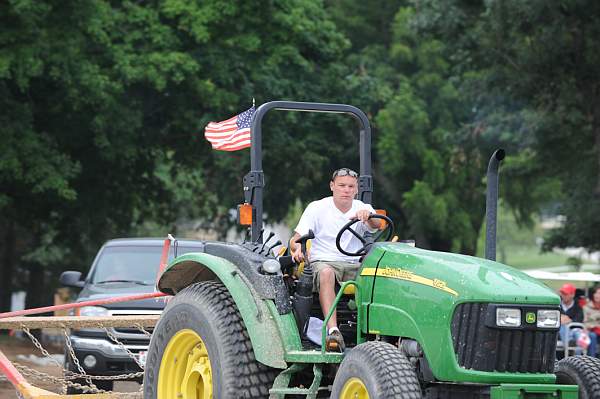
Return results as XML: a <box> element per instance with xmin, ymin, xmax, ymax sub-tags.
<box><xmin>0</xmin><ymin>334</ymin><xmax>140</xmax><ymax>398</ymax></box>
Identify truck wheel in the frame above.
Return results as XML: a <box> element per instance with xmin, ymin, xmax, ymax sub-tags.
<box><xmin>331</xmin><ymin>341</ymin><xmax>422</xmax><ymax>399</ymax></box>
<box><xmin>555</xmin><ymin>355</ymin><xmax>600</xmax><ymax>399</ymax></box>
<box><xmin>143</xmin><ymin>281</ymin><xmax>276</xmax><ymax>399</ymax></box>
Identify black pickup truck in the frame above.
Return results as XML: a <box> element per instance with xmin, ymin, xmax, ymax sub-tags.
<box><xmin>59</xmin><ymin>237</ymin><xmax>204</xmax><ymax>392</ymax></box>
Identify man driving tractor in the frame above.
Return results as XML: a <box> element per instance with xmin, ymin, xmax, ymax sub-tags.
<box><xmin>290</xmin><ymin>168</ymin><xmax>381</xmax><ymax>352</ymax></box>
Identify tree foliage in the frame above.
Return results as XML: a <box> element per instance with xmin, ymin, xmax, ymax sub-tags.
<box><xmin>412</xmin><ymin>0</ymin><xmax>600</xmax><ymax>250</ymax></box>
<box><xmin>0</xmin><ymin>0</ymin><xmax>349</xmax><ymax>311</ymax></box>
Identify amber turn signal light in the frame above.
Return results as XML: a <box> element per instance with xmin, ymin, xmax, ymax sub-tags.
<box><xmin>374</xmin><ymin>209</ymin><xmax>387</xmax><ymax>230</ymax></box>
<box><xmin>237</xmin><ymin>203</ymin><xmax>254</xmax><ymax>226</ymax></box>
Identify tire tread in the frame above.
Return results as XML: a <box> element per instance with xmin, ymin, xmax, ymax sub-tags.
<box><xmin>556</xmin><ymin>355</ymin><xmax>600</xmax><ymax>399</ymax></box>
<box><xmin>144</xmin><ymin>281</ymin><xmax>277</xmax><ymax>398</ymax></box>
<box><xmin>331</xmin><ymin>341</ymin><xmax>421</xmax><ymax>398</ymax></box>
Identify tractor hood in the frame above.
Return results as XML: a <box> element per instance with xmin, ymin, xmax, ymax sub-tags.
<box><xmin>371</xmin><ymin>243</ymin><xmax>559</xmax><ymax>304</ymax></box>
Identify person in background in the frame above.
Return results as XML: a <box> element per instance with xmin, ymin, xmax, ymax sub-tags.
<box><xmin>560</xmin><ymin>283</ymin><xmax>583</xmax><ymax>325</ymax></box>
<box><xmin>583</xmin><ymin>285</ymin><xmax>600</xmax><ymax>357</ymax></box>
<box><xmin>559</xmin><ymin>283</ymin><xmax>595</xmax><ymax>356</ymax></box>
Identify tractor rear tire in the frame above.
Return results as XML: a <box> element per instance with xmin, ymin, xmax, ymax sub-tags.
<box><xmin>555</xmin><ymin>355</ymin><xmax>600</xmax><ymax>399</ymax></box>
<box><xmin>331</xmin><ymin>341</ymin><xmax>422</xmax><ymax>399</ymax></box>
<box><xmin>143</xmin><ymin>281</ymin><xmax>277</xmax><ymax>399</ymax></box>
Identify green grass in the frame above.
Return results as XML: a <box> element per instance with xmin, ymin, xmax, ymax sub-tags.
<box><xmin>475</xmin><ymin>204</ymin><xmax>594</xmax><ymax>270</ymax></box>
<box><xmin>498</xmin><ymin>248</ymin><xmax>571</xmax><ymax>270</ymax></box>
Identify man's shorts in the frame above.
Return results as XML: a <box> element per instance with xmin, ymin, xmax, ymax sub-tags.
<box><xmin>312</xmin><ymin>260</ymin><xmax>361</xmax><ymax>293</ymax></box>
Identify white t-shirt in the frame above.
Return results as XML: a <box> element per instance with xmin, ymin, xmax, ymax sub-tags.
<box><xmin>294</xmin><ymin>197</ymin><xmax>376</xmax><ymax>263</ymax></box>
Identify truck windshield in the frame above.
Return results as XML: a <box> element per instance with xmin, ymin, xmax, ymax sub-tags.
<box><xmin>91</xmin><ymin>245</ymin><xmax>201</xmax><ymax>284</ymax></box>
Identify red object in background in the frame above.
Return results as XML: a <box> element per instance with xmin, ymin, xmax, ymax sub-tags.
<box><xmin>0</xmin><ymin>291</ymin><xmax>169</xmax><ymax>319</ymax></box>
<box><xmin>560</xmin><ymin>283</ymin><xmax>577</xmax><ymax>295</ymax></box>
<box><xmin>579</xmin><ymin>296</ymin><xmax>588</xmax><ymax>308</ymax></box>
<box><xmin>156</xmin><ymin>234</ymin><xmax>175</xmax><ymax>283</ymax></box>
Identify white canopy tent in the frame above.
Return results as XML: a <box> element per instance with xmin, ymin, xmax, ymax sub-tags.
<box><xmin>523</xmin><ymin>270</ymin><xmax>600</xmax><ymax>295</ymax></box>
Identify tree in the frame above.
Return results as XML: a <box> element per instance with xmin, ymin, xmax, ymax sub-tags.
<box><xmin>413</xmin><ymin>0</ymin><xmax>600</xmax><ymax>251</ymax></box>
<box><xmin>325</xmin><ymin>1</ymin><xmax>496</xmax><ymax>254</ymax></box>
<box><xmin>0</xmin><ymin>0</ymin><xmax>349</xmax><ymax>311</ymax></box>
<box><xmin>374</xmin><ymin>7</ymin><xmax>494</xmax><ymax>253</ymax></box>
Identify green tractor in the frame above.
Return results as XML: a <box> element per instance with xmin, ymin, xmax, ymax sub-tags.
<box><xmin>144</xmin><ymin>101</ymin><xmax>599</xmax><ymax>399</ymax></box>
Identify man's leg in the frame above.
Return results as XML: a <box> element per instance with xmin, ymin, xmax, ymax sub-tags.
<box><xmin>319</xmin><ymin>266</ymin><xmax>337</xmax><ymax>330</ymax></box>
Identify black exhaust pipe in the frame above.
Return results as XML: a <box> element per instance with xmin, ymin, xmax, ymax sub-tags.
<box><xmin>485</xmin><ymin>149</ymin><xmax>505</xmax><ymax>261</ymax></box>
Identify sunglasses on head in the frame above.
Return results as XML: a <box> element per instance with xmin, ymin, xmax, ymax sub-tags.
<box><xmin>332</xmin><ymin>168</ymin><xmax>358</xmax><ymax>179</ymax></box>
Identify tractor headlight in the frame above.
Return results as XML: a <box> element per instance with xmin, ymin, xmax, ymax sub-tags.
<box><xmin>77</xmin><ymin>306</ymin><xmax>109</xmax><ymax>317</ymax></box>
<box><xmin>537</xmin><ymin>310</ymin><xmax>560</xmax><ymax>328</ymax></box>
<box><xmin>496</xmin><ymin>308</ymin><xmax>521</xmax><ymax>327</ymax></box>
<box><xmin>262</xmin><ymin>259</ymin><xmax>281</xmax><ymax>274</ymax></box>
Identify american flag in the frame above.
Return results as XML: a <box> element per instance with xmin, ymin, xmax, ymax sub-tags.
<box><xmin>204</xmin><ymin>106</ymin><xmax>254</xmax><ymax>151</ymax></box>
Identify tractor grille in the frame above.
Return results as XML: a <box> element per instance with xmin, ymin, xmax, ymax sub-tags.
<box><xmin>451</xmin><ymin>303</ymin><xmax>557</xmax><ymax>373</ymax></box>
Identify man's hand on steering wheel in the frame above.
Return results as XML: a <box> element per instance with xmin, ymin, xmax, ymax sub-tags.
<box><xmin>336</xmin><ymin>213</ymin><xmax>394</xmax><ymax>257</ymax></box>
<box><xmin>353</xmin><ymin>209</ymin><xmax>381</xmax><ymax>229</ymax></box>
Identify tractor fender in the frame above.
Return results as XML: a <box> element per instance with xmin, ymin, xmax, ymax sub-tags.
<box><xmin>367</xmin><ymin>303</ymin><xmax>438</xmax><ymax>369</ymax></box>
<box><xmin>157</xmin><ymin>252</ymin><xmax>288</xmax><ymax>369</ymax></box>
<box><xmin>367</xmin><ymin>303</ymin><xmax>422</xmax><ymax>339</ymax></box>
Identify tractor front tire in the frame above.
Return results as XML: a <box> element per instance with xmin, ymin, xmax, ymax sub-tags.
<box><xmin>555</xmin><ymin>355</ymin><xmax>600</xmax><ymax>399</ymax></box>
<box><xmin>143</xmin><ymin>281</ymin><xmax>277</xmax><ymax>399</ymax></box>
<box><xmin>331</xmin><ymin>341</ymin><xmax>422</xmax><ymax>399</ymax></box>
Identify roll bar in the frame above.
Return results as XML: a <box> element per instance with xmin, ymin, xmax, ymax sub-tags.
<box><xmin>243</xmin><ymin>101</ymin><xmax>373</xmax><ymax>242</ymax></box>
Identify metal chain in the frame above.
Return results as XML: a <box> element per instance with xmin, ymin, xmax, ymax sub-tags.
<box><xmin>62</xmin><ymin>327</ymin><xmax>97</xmax><ymax>391</ymax></box>
<box><xmin>133</xmin><ymin>321</ymin><xmax>152</xmax><ymax>392</ymax></box>
<box><xmin>10</xmin><ymin>323</ymin><xmax>148</xmax><ymax>395</ymax></box>
<box><xmin>61</xmin><ymin>326</ymin><xmax>144</xmax><ymax>380</ymax></box>
<box><xmin>134</xmin><ymin>321</ymin><xmax>152</xmax><ymax>392</ymax></box>
<box><xmin>22</xmin><ymin>325</ymin><xmax>69</xmax><ymax>394</ymax></box>
<box><xmin>63</xmin><ymin>369</ymin><xmax>143</xmax><ymax>381</ymax></box>
<box><xmin>133</xmin><ymin>323</ymin><xmax>153</xmax><ymax>338</ymax></box>
<box><xmin>21</xmin><ymin>326</ymin><xmax>64</xmax><ymax>369</ymax></box>
<box><xmin>13</xmin><ymin>363</ymin><xmax>104</xmax><ymax>394</ymax></box>
<box><xmin>14</xmin><ymin>362</ymin><xmax>142</xmax><ymax>394</ymax></box>
<box><xmin>101</xmin><ymin>325</ymin><xmax>145</xmax><ymax>370</ymax></box>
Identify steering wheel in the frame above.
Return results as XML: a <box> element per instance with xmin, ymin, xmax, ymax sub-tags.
<box><xmin>335</xmin><ymin>214</ymin><xmax>395</xmax><ymax>257</ymax></box>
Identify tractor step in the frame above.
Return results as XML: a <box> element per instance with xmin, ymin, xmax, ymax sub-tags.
<box><xmin>269</xmin><ymin>363</ymin><xmax>324</xmax><ymax>399</ymax></box>
<box><xmin>284</xmin><ymin>350</ymin><xmax>344</xmax><ymax>363</ymax></box>
<box><xmin>490</xmin><ymin>383</ymin><xmax>578</xmax><ymax>399</ymax></box>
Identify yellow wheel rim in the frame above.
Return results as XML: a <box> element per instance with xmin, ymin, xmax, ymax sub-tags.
<box><xmin>158</xmin><ymin>329</ymin><xmax>213</xmax><ymax>399</ymax></box>
<box><xmin>340</xmin><ymin>377</ymin><xmax>369</xmax><ymax>399</ymax></box>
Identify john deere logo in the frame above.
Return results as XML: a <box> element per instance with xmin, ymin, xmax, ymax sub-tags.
<box><xmin>526</xmin><ymin>312</ymin><xmax>536</xmax><ymax>324</ymax></box>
